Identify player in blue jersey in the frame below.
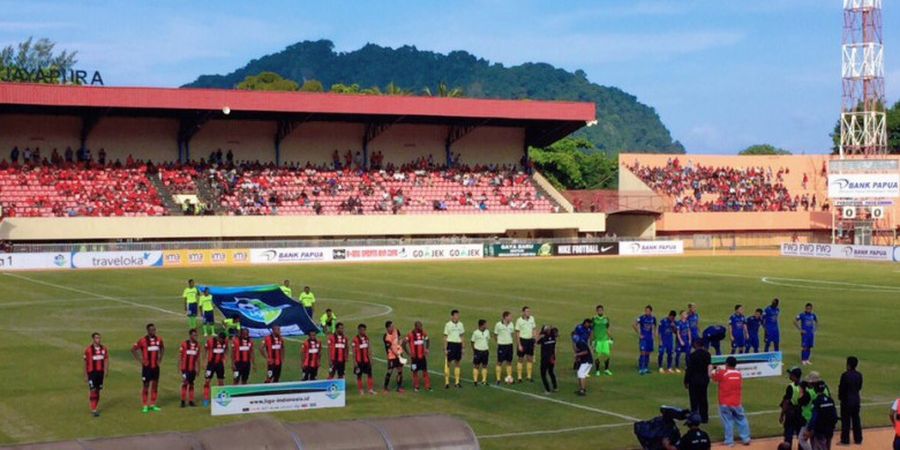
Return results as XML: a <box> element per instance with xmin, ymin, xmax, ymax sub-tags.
<box><xmin>632</xmin><ymin>305</ymin><xmax>656</xmax><ymax>375</ymax></box>
<box><xmin>744</xmin><ymin>308</ymin><xmax>762</xmax><ymax>353</ymax></box>
<box><xmin>674</xmin><ymin>310</ymin><xmax>692</xmax><ymax>373</ymax></box>
<box><xmin>794</xmin><ymin>302</ymin><xmax>818</xmax><ymax>365</ymax></box>
<box><xmin>657</xmin><ymin>310</ymin><xmax>677</xmax><ymax>373</ymax></box>
<box><xmin>763</xmin><ymin>298</ymin><xmax>781</xmax><ymax>352</ymax></box>
<box><xmin>687</xmin><ymin>302</ymin><xmax>701</xmax><ymax>341</ymax></box>
<box><xmin>728</xmin><ymin>304</ymin><xmax>748</xmax><ymax>354</ymax></box>
<box><xmin>703</xmin><ymin>324</ymin><xmax>726</xmax><ymax>355</ymax></box>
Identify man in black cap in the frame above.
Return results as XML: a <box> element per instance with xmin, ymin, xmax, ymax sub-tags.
<box><xmin>677</xmin><ymin>413</ymin><xmax>711</xmax><ymax>450</ymax></box>
<box><xmin>684</xmin><ymin>338</ymin><xmax>711</xmax><ymax>423</ymax></box>
<box><xmin>780</xmin><ymin>366</ymin><xmax>805</xmax><ymax>447</ymax></box>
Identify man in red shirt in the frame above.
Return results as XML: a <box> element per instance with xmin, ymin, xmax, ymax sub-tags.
<box><xmin>351</xmin><ymin>324</ymin><xmax>375</xmax><ymax>395</ymax></box>
<box><xmin>231</xmin><ymin>328</ymin><xmax>255</xmax><ymax>385</ymax></box>
<box><xmin>179</xmin><ymin>329</ymin><xmax>201</xmax><ymax>408</ymax></box>
<box><xmin>261</xmin><ymin>325</ymin><xmax>285</xmax><ymax>383</ymax></box>
<box><xmin>711</xmin><ymin>356</ymin><xmax>751</xmax><ymax>446</ymax></box>
<box><xmin>203</xmin><ymin>331</ymin><xmax>228</xmax><ymax>407</ymax></box>
<box><xmin>406</xmin><ymin>321</ymin><xmax>432</xmax><ymax>392</ymax></box>
<box><xmin>328</xmin><ymin>323</ymin><xmax>349</xmax><ymax>380</ymax></box>
<box><xmin>302</xmin><ymin>330</ymin><xmax>322</xmax><ymax>381</ymax></box>
<box><xmin>131</xmin><ymin>323</ymin><xmax>164</xmax><ymax>413</ymax></box>
<box><xmin>83</xmin><ymin>332</ymin><xmax>109</xmax><ymax>417</ymax></box>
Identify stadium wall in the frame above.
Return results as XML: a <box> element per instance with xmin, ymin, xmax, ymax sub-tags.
<box><xmin>88</xmin><ymin>117</ymin><xmax>178</xmax><ymax>163</ymax></box>
<box><xmin>0</xmin><ymin>114</ymin><xmax>80</xmax><ymax>154</ymax></box>
<box><xmin>280</xmin><ymin>122</ymin><xmax>365</xmax><ymax>166</ymax></box>
<box><xmin>0</xmin><ymin>213</ymin><xmax>606</xmax><ymax>241</ymax></box>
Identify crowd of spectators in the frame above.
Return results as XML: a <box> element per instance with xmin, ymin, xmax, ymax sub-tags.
<box><xmin>628</xmin><ymin>158</ymin><xmax>821</xmax><ymax>213</ymax></box>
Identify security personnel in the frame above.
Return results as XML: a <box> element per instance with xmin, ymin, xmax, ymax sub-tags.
<box><xmin>781</xmin><ymin>366</ymin><xmax>804</xmax><ymax>447</ymax></box>
<box><xmin>676</xmin><ymin>414</ymin><xmax>711</xmax><ymax>450</ymax></box>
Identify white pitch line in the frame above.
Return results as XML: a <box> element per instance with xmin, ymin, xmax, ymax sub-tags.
<box><xmin>3</xmin><ymin>272</ymin><xmax>182</xmax><ymax>317</ymax></box>
<box><xmin>761</xmin><ymin>276</ymin><xmax>900</xmax><ymax>292</ymax></box>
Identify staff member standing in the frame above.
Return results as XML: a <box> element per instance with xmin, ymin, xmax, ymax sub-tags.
<box><xmin>515</xmin><ymin>306</ymin><xmax>537</xmax><ymax>383</ymax></box>
<box><xmin>198</xmin><ymin>288</ymin><xmax>215</xmax><ymax>337</ymax></box>
<box><xmin>684</xmin><ymin>339</ymin><xmax>711</xmax><ymax>424</ymax></box>
<box><xmin>280</xmin><ymin>279</ymin><xmax>292</xmax><ymax>298</ymax></box>
<box><xmin>183</xmin><ymin>279</ymin><xmax>199</xmax><ymax>330</ymax></box>
<box><xmin>299</xmin><ymin>286</ymin><xmax>316</xmax><ymax>318</ymax></box>
<box><xmin>711</xmin><ymin>356</ymin><xmax>751</xmax><ymax>447</ymax></box>
<box><xmin>443</xmin><ymin>309</ymin><xmax>465</xmax><ymax>389</ymax></box>
<box><xmin>838</xmin><ymin>356</ymin><xmax>863</xmax><ymax>445</ymax></box>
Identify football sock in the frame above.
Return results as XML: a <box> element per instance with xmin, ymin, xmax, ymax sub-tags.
<box><xmin>495</xmin><ymin>365</ymin><xmax>502</xmax><ymax>381</ymax></box>
<box><xmin>481</xmin><ymin>368</ymin><xmax>488</xmax><ymax>383</ymax></box>
<box><xmin>141</xmin><ymin>386</ymin><xmax>149</xmax><ymax>406</ymax></box>
<box><xmin>472</xmin><ymin>369</ymin><xmax>479</xmax><ymax>383</ymax></box>
<box><xmin>454</xmin><ymin>367</ymin><xmax>460</xmax><ymax>384</ymax></box>
<box><xmin>444</xmin><ymin>362</ymin><xmax>451</xmax><ymax>385</ymax></box>
<box><xmin>517</xmin><ymin>362</ymin><xmax>523</xmax><ymax>380</ymax></box>
<box><xmin>526</xmin><ymin>362</ymin><xmax>533</xmax><ymax>380</ymax></box>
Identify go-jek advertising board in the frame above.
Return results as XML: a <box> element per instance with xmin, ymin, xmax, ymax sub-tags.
<box><xmin>211</xmin><ymin>379</ymin><xmax>345</xmax><ymax>416</ymax></box>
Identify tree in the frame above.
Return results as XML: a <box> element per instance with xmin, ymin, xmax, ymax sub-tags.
<box><xmin>528</xmin><ymin>137</ymin><xmax>618</xmax><ymax>190</ymax></box>
<box><xmin>236</xmin><ymin>71</ymin><xmax>298</xmax><ymax>91</ymax></box>
<box><xmin>422</xmin><ymin>81</ymin><xmax>464</xmax><ymax>98</ymax></box>
<box><xmin>738</xmin><ymin>144</ymin><xmax>791</xmax><ymax>155</ymax></box>
<box><xmin>384</xmin><ymin>81</ymin><xmax>411</xmax><ymax>96</ymax></box>
<box><xmin>299</xmin><ymin>79</ymin><xmax>324</xmax><ymax>92</ymax></box>
<box><xmin>0</xmin><ymin>36</ymin><xmax>78</xmax><ymax>84</ymax></box>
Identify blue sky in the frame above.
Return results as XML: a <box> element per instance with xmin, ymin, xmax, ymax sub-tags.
<box><xmin>2</xmin><ymin>0</ymin><xmax>898</xmax><ymax>154</ymax></box>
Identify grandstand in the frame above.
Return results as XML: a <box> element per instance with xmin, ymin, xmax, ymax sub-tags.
<box><xmin>0</xmin><ymin>83</ymin><xmax>604</xmax><ymax>242</ymax></box>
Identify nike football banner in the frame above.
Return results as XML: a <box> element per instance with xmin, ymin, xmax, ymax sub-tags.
<box><xmin>202</xmin><ymin>284</ymin><xmax>321</xmax><ymax>338</ymax></box>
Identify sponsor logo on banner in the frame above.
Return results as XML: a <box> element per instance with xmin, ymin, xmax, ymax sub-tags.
<box><xmin>249</xmin><ymin>248</ymin><xmax>332</xmax><ymax>264</ymax></box>
<box><xmin>333</xmin><ymin>248</ymin><xmax>347</xmax><ymax>260</ymax></box>
<box><xmin>894</xmin><ymin>246</ymin><xmax>900</xmax><ymax>262</ymax></box>
<box><xmin>838</xmin><ymin>245</ymin><xmax>892</xmax><ymax>262</ymax></box>
<box><xmin>344</xmin><ymin>246</ymin><xmax>406</xmax><ymax>261</ymax></box>
<box><xmin>409</xmin><ymin>245</ymin><xmax>483</xmax><ymax>260</ymax></box>
<box><xmin>828</xmin><ymin>173</ymin><xmax>900</xmax><ymax>198</ymax></box>
<box><xmin>71</xmin><ymin>251</ymin><xmax>163</xmax><ymax>269</ymax></box>
<box><xmin>486</xmin><ymin>243</ymin><xmax>553</xmax><ymax>258</ymax></box>
<box><xmin>619</xmin><ymin>240</ymin><xmax>684</xmax><ymax>256</ymax></box>
<box><xmin>211</xmin><ymin>379</ymin><xmax>345</xmax><ymax>416</ymax></box>
<box><xmin>780</xmin><ymin>243</ymin><xmax>833</xmax><ymax>258</ymax></box>
<box><xmin>782</xmin><ymin>243</ymin><xmax>896</xmax><ymax>262</ymax></box>
<box><xmin>555</xmin><ymin>243</ymin><xmax>619</xmax><ymax>256</ymax></box>
<box><xmin>0</xmin><ymin>252</ymin><xmax>71</xmax><ymax>271</ymax></box>
<box><xmin>163</xmin><ymin>249</ymin><xmax>250</xmax><ymax>267</ymax></box>
<box><xmin>711</xmin><ymin>352</ymin><xmax>782</xmax><ymax>379</ymax></box>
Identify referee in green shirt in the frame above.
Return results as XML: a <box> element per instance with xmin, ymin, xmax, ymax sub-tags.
<box><xmin>443</xmin><ymin>309</ymin><xmax>465</xmax><ymax>388</ymax></box>
<box><xmin>471</xmin><ymin>320</ymin><xmax>490</xmax><ymax>386</ymax></box>
<box><xmin>494</xmin><ymin>311</ymin><xmax>515</xmax><ymax>384</ymax></box>
<box><xmin>591</xmin><ymin>304</ymin><xmax>614</xmax><ymax>376</ymax></box>
<box><xmin>183</xmin><ymin>279</ymin><xmax>199</xmax><ymax>329</ymax></box>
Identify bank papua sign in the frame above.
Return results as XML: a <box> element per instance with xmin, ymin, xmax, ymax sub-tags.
<box><xmin>828</xmin><ymin>174</ymin><xmax>900</xmax><ymax>198</ymax></box>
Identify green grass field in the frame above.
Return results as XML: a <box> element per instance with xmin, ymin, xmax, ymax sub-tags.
<box><xmin>1</xmin><ymin>255</ymin><xmax>898</xmax><ymax>449</ymax></box>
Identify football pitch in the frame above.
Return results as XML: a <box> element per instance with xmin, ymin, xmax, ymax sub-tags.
<box><xmin>1</xmin><ymin>255</ymin><xmax>898</xmax><ymax>449</ymax></box>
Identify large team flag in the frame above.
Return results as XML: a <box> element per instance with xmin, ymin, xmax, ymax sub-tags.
<box><xmin>201</xmin><ymin>284</ymin><xmax>320</xmax><ymax>338</ymax></box>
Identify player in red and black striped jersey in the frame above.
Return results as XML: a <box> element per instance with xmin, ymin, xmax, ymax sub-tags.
<box><xmin>261</xmin><ymin>325</ymin><xmax>285</xmax><ymax>383</ymax></box>
<box><xmin>406</xmin><ymin>321</ymin><xmax>432</xmax><ymax>391</ymax></box>
<box><xmin>352</xmin><ymin>324</ymin><xmax>375</xmax><ymax>395</ymax></box>
<box><xmin>131</xmin><ymin>323</ymin><xmax>164</xmax><ymax>413</ymax></box>
<box><xmin>328</xmin><ymin>323</ymin><xmax>349</xmax><ymax>379</ymax></box>
<box><xmin>179</xmin><ymin>329</ymin><xmax>201</xmax><ymax>408</ymax></box>
<box><xmin>301</xmin><ymin>330</ymin><xmax>322</xmax><ymax>380</ymax></box>
<box><xmin>231</xmin><ymin>328</ymin><xmax>255</xmax><ymax>385</ymax></box>
<box><xmin>84</xmin><ymin>332</ymin><xmax>109</xmax><ymax>417</ymax></box>
<box><xmin>203</xmin><ymin>332</ymin><xmax>228</xmax><ymax>406</ymax></box>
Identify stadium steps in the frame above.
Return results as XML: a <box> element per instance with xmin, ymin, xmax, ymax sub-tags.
<box><xmin>531</xmin><ymin>171</ymin><xmax>573</xmax><ymax>212</ymax></box>
<box><xmin>148</xmin><ymin>173</ymin><xmax>183</xmax><ymax>215</ymax></box>
<box><xmin>194</xmin><ymin>176</ymin><xmax>226</xmax><ymax>214</ymax></box>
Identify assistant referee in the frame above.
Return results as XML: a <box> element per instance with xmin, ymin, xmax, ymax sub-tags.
<box><xmin>443</xmin><ymin>309</ymin><xmax>465</xmax><ymax>389</ymax></box>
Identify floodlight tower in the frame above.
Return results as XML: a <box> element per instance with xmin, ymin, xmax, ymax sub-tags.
<box><xmin>840</xmin><ymin>0</ymin><xmax>887</xmax><ymax>157</ymax></box>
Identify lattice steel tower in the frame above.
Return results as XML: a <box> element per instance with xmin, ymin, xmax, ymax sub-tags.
<box><xmin>840</xmin><ymin>0</ymin><xmax>887</xmax><ymax>157</ymax></box>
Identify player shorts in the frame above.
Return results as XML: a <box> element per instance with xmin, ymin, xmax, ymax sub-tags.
<box><xmin>473</xmin><ymin>350</ymin><xmax>489</xmax><ymax>366</ymax></box>
<box><xmin>302</xmin><ymin>366</ymin><xmax>318</xmax><ymax>380</ymax></box>
<box><xmin>354</xmin><ymin>362</ymin><xmax>372</xmax><ymax>377</ymax></box>
<box><xmin>593</xmin><ymin>339</ymin><xmax>612</xmax><ymax>357</ymax></box>
<box><xmin>677</xmin><ymin>343</ymin><xmax>691</xmax><ymax>354</ymax></box>
<box><xmin>517</xmin><ymin>338</ymin><xmax>535</xmax><ymax>358</ymax></box>
<box><xmin>497</xmin><ymin>344</ymin><xmax>513</xmax><ymax>363</ymax></box>
<box><xmin>205</xmin><ymin>362</ymin><xmax>225</xmax><ymax>379</ymax></box>
<box><xmin>181</xmin><ymin>370</ymin><xmax>197</xmax><ymax>384</ymax></box>
<box><xmin>765</xmin><ymin>329</ymin><xmax>780</xmax><ymax>344</ymax></box>
<box><xmin>576</xmin><ymin>362</ymin><xmax>592</xmax><ymax>379</ymax></box>
<box><xmin>387</xmin><ymin>358</ymin><xmax>404</xmax><ymax>370</ymax></box>
<box><xmin>267</xmin><ymin>364</ymin><xmax>282</xmax><ymax>382</ymax></box>
<box><xmin>659</xmin><ymin>341</ymin><xmax>674</xmax><ymax>353</ymax></box>
<box><xmin>234</xmin><ymin>362</ymin><xmax>250</xmax><ymax>383</ymax></box>
<box><xmin>141</xmin><ymin>366</ymin><xmax>160</xmax><ymax>382</ymax></box>
<box><xmin>203</xmin><ymin>311</ymin><xmax>215</xmax><ymax>324</ymax></box>
<box><xmin>446</xmin><ymin>342</ymin><xmax>462</xmax><ymax>362</ymax></box>
<box><xmin>731</xmin><ymin>336</ymin><xmax>746</xmax><ymax>349</ymax></box>
<box><xmin>410</xmin><ymin>358</ymin><xmax>428</xmax><ymax>373</ymax></box>
<box><xmin>88</xmin><ymin>371</ymin><xmax>104</xmax><ymax>390</ymax></box>
<box><xmin>746</xmin><ymin>336</ymin><xmax>759</xmax><ymax>349</ymax></box>
<box><xmin>330</xmin><ymin>361</ymin><xmax>346</xmax><ymax>378</ymax></box>
<box><xmin>802</xmin><ymin>333</ymin><xmax>815</xmax><ymax>348</ymax></box>
<box><xmin>187</xmin><ymin>303</ymin><xmax>198</xmax><ymax>316</ymax></box>
<box><xmin>639</xmin><ymin>339</ymin><xmax>654</xmax><ymax>353</ymax></box>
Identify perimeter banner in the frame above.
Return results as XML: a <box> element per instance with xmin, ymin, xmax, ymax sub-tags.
<box><xmin>711</xmin><ymin>352</ymin><xmax>782</xmax><ymax>379</ymax></box>
<box><xmin>162</xmin><ymin>249</ymin><xmax>251</xmax><ymax>267</ymax></box>
<box><xmin>211</xmin><ymin>379</ymin><xmax>345</xmax><ymax>416</ymax></box>
<box><xmin>483</xmin><ymin>243</ymin><xmax>554</xmax><ymax>258</ymax></box>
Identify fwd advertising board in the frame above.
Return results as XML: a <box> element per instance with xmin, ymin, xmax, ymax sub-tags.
<box><xmin>555</xmin><ymin>243</ymin><xmax>619</xmax><ymax>256</ymax></box>
<box><xmin>711</xmin><ymin>352</ymin><xmax>782</xmax><ymax>379</ymax></box>
<box><xmin>163</xmin><ymin>249</ymin><xmax>250</xmax><ymax>267</ymax></box>
<box><xmin>0</xmin><ymin>252</ymin><xmax>70</xmax><ymax>270</ymax></box>
<box><xmin>828</xmin><ymin>173</ymin><xmax>900</xmax><ymax>198</ymax></box>
<box><xmin>211</xmin><ymin>379</ymin><xmax>345</xmax><ymax>416</ymax></box>
<box><xmin>781</xmin><ymin>243</ymin><xmax>895</xmax><ymax>262</ymax></box>
<box><xmin>780</xmin><ymin>243</ymin><xmax>834</xmax><ymax>259</ymax></box>
<box><xmin>619</xmin><ymin>240</ymin><xmax>684</xmax><ymax>256</ymax></box>
<box><xmin>71</xmin><ymin>251</ymin><xmax>163</xmax><ymax>269</ymax></box>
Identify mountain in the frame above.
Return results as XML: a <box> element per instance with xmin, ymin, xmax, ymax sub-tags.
<box><xmin>184</xmin><ymin>40</ymin><xmax>684</xmax><ymax>154</ymax></box>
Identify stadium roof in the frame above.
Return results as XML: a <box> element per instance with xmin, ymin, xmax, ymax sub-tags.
<box><xmin>0</xmin><ymin>83</ymin><xmax>596</xmax><ymax>147</ymax></box>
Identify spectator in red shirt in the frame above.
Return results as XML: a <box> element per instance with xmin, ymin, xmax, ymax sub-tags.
<box><xmin>711</xmin><ymin>356</ymin><xmax>751</xmax><ymax>446</ymax></box>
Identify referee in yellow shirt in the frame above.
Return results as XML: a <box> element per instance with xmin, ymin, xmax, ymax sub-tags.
<box><xmin>183</xmin><ymin>279</ymin><xmax>199</xmax><ymax>329</ymax></box>
<box><xmin>471</xmin><ymin>319</ymin><xmax>491</xmax><ymax>386</ymax></box>
<box><xmin>515</xmin><ymin>306</ymin><xmax>537</xmax><ymax>383</ymax></box>
<box><xmin>494</xmin><ymin>311</ymin><xmax>515</xmax><ymax>384</ymax></box>
<box><xmin>443</xmin><ymin>309</ymin><xmax>465</xmax><ymax>388</ymax></box>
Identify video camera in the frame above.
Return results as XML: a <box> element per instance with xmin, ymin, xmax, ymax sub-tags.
<box><xmin>634</xmin><ymin>406</ymin><xmax>692</xmax><ymax>450</ymax></box>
